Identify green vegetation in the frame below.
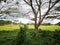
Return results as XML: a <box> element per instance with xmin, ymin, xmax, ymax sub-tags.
<box><xmin>16</xmin><ymin>25</ymin><xmax>27</xmax><ymax>45</ymax></box>
<box><xmin>56</xmin><ymin>22</ymin><xmax>60</xmax><ymax>26</ymax></box>
<box><xmin>28</xmin><ymin>25</ymin><xmax>60</xmax><ymax>31</ymax></box>
<box><xmin>0</xmin><ymin>24</ymin><xmax>60</xmax><ymax>45</ymax></box>
<box><xmin>0</xmin><ymin>24</ymin><xmax>19</xmax><ymax>31</ymax></box>
<box><xmin>0</xmin><ymin>20</ymin><xmax>12</xmax><ymax>26</ymax></box>
<box><xmin>0</xmin><ymin>24</ymin><xmax>60</xmax><ymax>31</ymax></box>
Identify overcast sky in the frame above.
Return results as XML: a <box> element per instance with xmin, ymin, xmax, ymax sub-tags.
<box><xmin>0</xmin><ymin>0</ymin><xmax>60</xmax><ymax>24</ymax></box>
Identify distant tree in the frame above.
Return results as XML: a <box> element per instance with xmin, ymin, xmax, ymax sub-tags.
<box><xmin>0</xmin><ymin>0</ymin><xmax>19</xmax><ymax>18</ymax></box>
<box><xmin>0</xmin><ymin>20</ymin><xmax>12</xmax><ymax>25</ymax></box>
<box><xmin>56</xmin><ymin>22</ymin><xmax>60</xmax><ymax>26</ymax></box>
<box><xmin>0</xmin><ymin>0</ymin><xmax>6</xmax><ymax>2</ymax></box>
<box><xmin>23</xmin><ymin>0</ymin><xmax>60</xmax><ymax>37</ymax></box>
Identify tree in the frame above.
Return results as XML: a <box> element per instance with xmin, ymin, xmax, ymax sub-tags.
<box><xmin>0</xmin><ymin>0</ymin><xmax>6</xmax><ymax>2</ymax></box>
<box><xmin>23</xmin><ymin>0</ymin><xmax>60</xmax><ymax>37</ymax></box>
<box><xmin>0</xmin><ymin>0</ymin><xmax>19</xmax><ymax>18</ymax></box>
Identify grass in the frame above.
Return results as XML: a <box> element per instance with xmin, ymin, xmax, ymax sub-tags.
<box><xmin>39</xmin><ymin>25</ymin><xmax>60</xmax><ymax>31</ymax></box>
<box><xmin>0</xmin><ymin>24</ymin><xmax>20</xmax><ymax>31</ymax></box>
<box><xmin>0</xmin><ymin>24</ymin><xmax>60</xmax><ymax>31</ymax></box>
<box><xmin>28</xmin><ymin>25</ymin><xmax>60</xmax><ymax>31</ymax></box>
<box><xmin>0</xmin><ymin>31</ymin><xmax>18</xmax><ymax>45</ymax></box>
<box><xmin>0</xmin><ymin>24</ymin><xmax>60</xmax><ymax>45</ymax></box>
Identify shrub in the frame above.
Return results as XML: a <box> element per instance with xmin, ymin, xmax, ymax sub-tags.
<box><xmin>16</xmin><ymin>25</ymin><xmax>27</xmax><ymax>45</ymax></box>
<box><xmin>42</xmin><ymin>23</ymin><xmax>51</xmax><ymax>25</ymax></box>
<box><xmin>0</xmin><ymin>20</ymin><xmax>5</xmax><ymax>25</ymax></box>
<box><xmin>53</xmin><ymin>30</ymin><xmax>60</xmax><ymax>44</ymax></box>
<box><xmin>0</xmin><ymin>20</ymin><xmax>12</xmax><ymax>25</ymax></box>
<box><xmin>56</xmin><ymin>22</ymin><xmax>60</xmax><ymax>26</ymax></box>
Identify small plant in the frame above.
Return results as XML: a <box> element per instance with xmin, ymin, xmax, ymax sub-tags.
<box><xmin>16</xmin><ymin>25</ymin><xmax>27</xmax><ymax>45</ymax></box>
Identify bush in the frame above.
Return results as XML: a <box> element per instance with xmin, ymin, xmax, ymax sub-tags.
<box><xmin>42</xmin><ymin>23</ymin><xmax>51</xmax><ymax>25</ymax></box>
<box><xmin>0</xmin><ymin>20</ymin><xmax>5</xmax><ymax>25</ymax></box>
<box><xmin>53</xmin><ymin>30</ymin><xmax>60</xmax><ymax>44</ymax></box>
<box><xmin>0</xmin><ymin>20</ymin><xmax>12</xmax><ymax>25</ymax></box>
<box><xmin>56</xmin><ymin>22</ymin><xmax>60</xmax><ymax>26</ymax></box>
<box><xmin>16</xmin><ymin>25</ymin><xmax>27</xmax><ymax>45</ymax></box>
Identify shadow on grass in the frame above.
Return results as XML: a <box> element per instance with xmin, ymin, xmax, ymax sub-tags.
<box><xmin>0</xmin><ymin>29</ymin><xmax>60</xmax><ymax>45</ymax></box>
<box><xmin>0</xmin><ymin>29</ymin><xmax>19</xmax><ymax>45</ymax></box>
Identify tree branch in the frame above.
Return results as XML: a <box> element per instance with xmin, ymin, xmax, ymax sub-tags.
<box><xmin>38</xmin><ymin>0</ymin><xmax>60</xmax><ymax>27</ymax></box>
<box><xmin>35</xmin><ymin>0</ymin><xmax>39</xmax><ymax>7</ymax></box>
<box><xmin>24</xmin><ymin>0</ymin><xmax>31</xmax><ymax>6</ymax></box>
<box><xmin>38</xmin><ymin>0</ymin><xmax>41</xmax><ymax>24</ymax></box>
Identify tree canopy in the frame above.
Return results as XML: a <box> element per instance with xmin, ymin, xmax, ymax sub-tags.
<box><xmin>0</xmin><ymin>0</ymin><xmax>19</xmax><ymax>18</ymax></box>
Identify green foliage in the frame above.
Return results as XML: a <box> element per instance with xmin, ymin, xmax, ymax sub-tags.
<box><xmin>16</xmin><ymin>25</ymin><xmax>27</xmax><ymax>45</ymax></box>
<box><xmin>53</xmin><ymin>30</ymin><xmax>60</xmax><ymax>45</ymax></box>
<box><xmin>0</xmin><ymin>25</ymin><xmax>60</xmax><ymax>45</ymax></box>
<box><xmin>42</xmin><ymin>23</ymin><xmax>51</xmax><ymax>25</ymax></box>
<box><xmin>0</xmin><ymin>29</ymin><xmax>60</xmax><ymax>45</ymax></box>
<box><xmin>0</xmin><ymin>20</ymin><xmax>5</xmax><ymax>25</ymax></box>
<box><xmin>0</xmin><ymin>30</ymin><xmax>18</xmax><ymax>45</ymax></box>
<box><xmin>56</xmin><ymin>22</ymin><xmax>60</xmax><ymax>26</ymax></box>
<box><xmin>0</xmin><ymin>20</ymin><xmax>12</xmax><ymax>26</ymax></box>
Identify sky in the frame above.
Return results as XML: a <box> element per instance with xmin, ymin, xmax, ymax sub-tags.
<box><xmin>0</xmin><ymin>0</ymin><xmax>60</xmax><ymax>24</ymax></box>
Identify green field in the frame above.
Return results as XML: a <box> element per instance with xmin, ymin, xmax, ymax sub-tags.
<box><xmin>0</xmin><ymin>24</ymin><xmax>60</xmax><ymax>31</ymax></box>
<box><xmin>0</xmin><ymin>24</ymin><xmax>19</xmax><ymax>31</ymax></box>
<box><xmin>0</xmin><ymin>24</ymin><xmax>60</xmax><ymax>45</ymax></box>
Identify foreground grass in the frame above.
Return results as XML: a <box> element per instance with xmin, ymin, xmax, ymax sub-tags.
<box><xmin>0</xmin><ymin>29</ymin><xmax>60</xmax><ymax>45</ymax></box>
<box><xmin>0</xmin><ymin>31</ymin><xmax>18</xmax><ymax>45</ymax></box>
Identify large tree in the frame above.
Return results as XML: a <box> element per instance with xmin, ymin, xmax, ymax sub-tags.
<box><xmin>23</xmin><ymin>0</ymin><xmax>60</xmax><ymax>37</ymax></box>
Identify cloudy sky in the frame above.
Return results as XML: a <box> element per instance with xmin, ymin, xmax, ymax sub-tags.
<box><xmin>0</xmin><ymin>0</ymin><xmax>60</xmax><ymax>24</ymax></box>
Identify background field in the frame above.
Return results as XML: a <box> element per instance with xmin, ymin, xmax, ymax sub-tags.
<box><xmin>0</xmin><ymin>24</ymin><xmax>60</xmax><ymax>31</ymax></box>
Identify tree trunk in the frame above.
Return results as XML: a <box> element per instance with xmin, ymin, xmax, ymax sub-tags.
<box><xmin>34</xmin><ymin>26</ymin><xmax>38</xmax><ymax>37</ymax></box>
<box><xmin>34</xmin><ymin>22</ymin><xmax>39</xmax><ymax>39</ymax></box>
